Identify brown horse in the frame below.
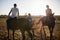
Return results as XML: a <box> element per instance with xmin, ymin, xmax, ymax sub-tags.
<box><xmin>38</xmin><ymin>13</ymin><xmax>55</xmax><ymax>40</ymax></box>
<box><xmin>6</xmin><ymin>17</ymin><xmax>34</xmax><ymax>40</ymax></box>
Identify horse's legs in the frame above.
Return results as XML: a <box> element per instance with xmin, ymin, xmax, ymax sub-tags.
<box><xmin>13</xmin><ymin>29</ymin><xmax>15</xmax><ymax>40</ymax></box>
<box><xmin>52</xmin><ymin>25</ymin><xmax>55</xmax><ymax>34</ymax></box>
<box><xmin>42</xmin><ymin>26</ymin><xmax>47</xmax><ymax>40</ymax></box>
<box><xmin>50</xmin><ymin>30</ymin><xmax>52</xmax><ymax>40</ymax></box>
<box><xmin>27</xmin><ymin>30</ymin><xmax>33</xmax><ymax>40</ymax></box>
<box><xmin>7</xmin><ymin>20</ymin><xmax>10</xmax><ymax>40</ymax></box>
<box><xmin>48</xmin><ymin>27</ymin><xmax>51</xmax><ymax>40</ymax></box>
<box><xmin>39</xmin><ymin>24</ymin><xmax>43</xmax><ymax>40</ymax></box>
<box><xmin>31</xmin><ymin>30</ymin><xmax>35</xmax><ymax>40</ymax></box>
<box><xmin>49</xmin><ymin>26</ymin><xmax>54</xmax><ymax>40</ymax></box>
<box><xmin>50</xmin><ymin>26</ymin><xmax>55</xmax><ymax>40</ymax></box>
<box><xmin>21</xmin><ymin>30</ymin><xmax>25</xmax><ymax>40</ymax></box>
<box><xmin>32</xmin><ymin>30</ymin><xmax>34</xmax><ymax>38</ymax></box>
<box><xmin>8</xmin><ymin>29</ymin><xmax>9</xmax><ymax>40</ymax></box>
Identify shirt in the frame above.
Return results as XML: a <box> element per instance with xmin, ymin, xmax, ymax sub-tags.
<box><xmin>27</xmin><ymin>16</ymin><xmax>32</xmax><ymax>22</ymax></box>
<box><xmin>11</xmin><ymin>8</ymin><xmax>19</xmax><ymax>18</ymax></box>
<box><xmin>46</xmin><ymin>9</ymin><xmax>52</xmax><ymax>16</ymax></box>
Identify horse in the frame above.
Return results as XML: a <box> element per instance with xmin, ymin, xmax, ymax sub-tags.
<box><xmin>6</xmin><ymin>17</ymin><xmax>34</xmax><ymax>40</ymax></box>
<box><xmin>37</xmin><ymin>13</ymin><xmax>56</xmax><ymax>40</ymax></box>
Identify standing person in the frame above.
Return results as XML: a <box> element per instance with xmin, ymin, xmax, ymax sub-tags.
<box><xmin>46</xmin><ymin>5</ymin><xmax>52</xmax><ymax>16</ymax></box>
<box><xmin>4</xmin><ymin>32</ymin><xmax>7</xmax><ymax>40</ymax></box>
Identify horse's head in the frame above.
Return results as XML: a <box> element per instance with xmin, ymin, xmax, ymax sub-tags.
<box><xmin>49</xmin><ymin>13</ymin><xmax>56</xmax><ymax>21</ymax></box>
<box><xmin>52</xmin><ymin>13</ymin><xmax>55</xmax><ymax>16</ymax></box>
<box><xmin>50</xmin><ymin>13</ymin><xmax>55</xmax><ymax>16</ymax></box>
<box><xmin>48</xmin><ymin>13</ymin><xmax>55</xmax><ymax>19</ymax></box>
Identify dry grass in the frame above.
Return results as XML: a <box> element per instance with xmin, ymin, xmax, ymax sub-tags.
<box><xmin>0</xmin><ymin>17</ymin><xmax>60</xmax><ymax>40</ymax></box>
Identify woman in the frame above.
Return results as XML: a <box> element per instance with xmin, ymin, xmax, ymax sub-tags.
<box><xmin>46</xmin><ymin>5</ymin><xmax>52</xmax><ymax>16</ymax></box>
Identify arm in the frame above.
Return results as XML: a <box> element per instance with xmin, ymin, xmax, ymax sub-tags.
<box><xmin>8</xmin><ymin>9</ymin><xmax>12</xmax><ymax>16</ymax></box>
<box><xmin>18</xmin><ymin>11</ymin><xmax>19</xmax><ymax>17</ymax></box>
<box><xmin>50</xmin><ymin>9</ymin><xmax>52</xmax><ymax>14</ymax></box>
<box><xmin>46</xmin><ymin>9</ymin><xmax>47</xmax><ymax>16</ymax></box>
<box><xmin>17</xmin><ymin>9</ymin><xmax>19</xmax><ymax>17</ymax></box>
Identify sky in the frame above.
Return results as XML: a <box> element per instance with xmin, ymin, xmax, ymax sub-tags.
<box><xmin>0</xmin><ymin>0</ymin><xmax>60</xmax><ymax>16</ymax></box>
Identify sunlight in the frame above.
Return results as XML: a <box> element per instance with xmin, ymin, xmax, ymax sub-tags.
<box><xmin>18</xmin><ymin>0</ymin><xmax>48</xmax><ymax>16</ymax></box>
<box><xmin>0</xmin><ymin>0</ymin><xmax>60</xmax><ymax>16</ymax></box>
<box><xmin>27</xmin><ymin>0</ymin><xmax>48</xmax><ymax>16</ymax></box>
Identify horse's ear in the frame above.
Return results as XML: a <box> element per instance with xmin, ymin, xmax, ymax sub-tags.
<box><xmin>53</xmin><ymin>13</ymin><xmax>55</xmax><ymax>15</ymax></box>
<box><xmin>52</xmin><ymin>13</ymin><xmax>55</xmax><ymax>15</ymax></box>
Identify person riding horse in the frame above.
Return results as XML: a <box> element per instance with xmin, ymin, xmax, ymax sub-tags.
<box><xmin>8</xmin><ymin>3</ymin><xmax>19</xmax><ymax>18</ymax></box>
<box><xmin>46</xmin><ymin>5</ymin><xmax>52</xmax><ymax>16</ymax></box>
<box><xmin>6</xmin><ymin>3</ymin><xmax>19</xmax><ymax>40</ymax></box>
<box><xmin>6</xmin><ymin>3</ymin><xmax>19</xmax><ymax>29</ymax></box>
<box><xmin>6</xmin><ymin>4</ymin><xmax>34</xmax><ymax>40</ymax></box>
<box><xmin>45</xmin><ymin>5</ymin><xmax>56</xmax><ymax>40</ymax></box>
<box><xmin>45</xmin><ymin>5</ymin><xmax>55</xmax><ymax>24</ymax></box>
<box><xmin>44</xmin><ymin>5</ymin><xmax>55</xmax><ymax>40</ymax></box>
<box><xmin>37</xmin><ymin>5</ymin><xmax>55</xmax><ymax>40</ymax></box>
<box><xmin>45</xmin><ymin>5</ymin><xmax>53</xmax><ymax>20</ymax></box>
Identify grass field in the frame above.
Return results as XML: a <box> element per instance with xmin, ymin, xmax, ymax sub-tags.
<box><xmin>0</xmin><ymin>16</ymin><xmax>60</xmax><ymax>40</ymax></box>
